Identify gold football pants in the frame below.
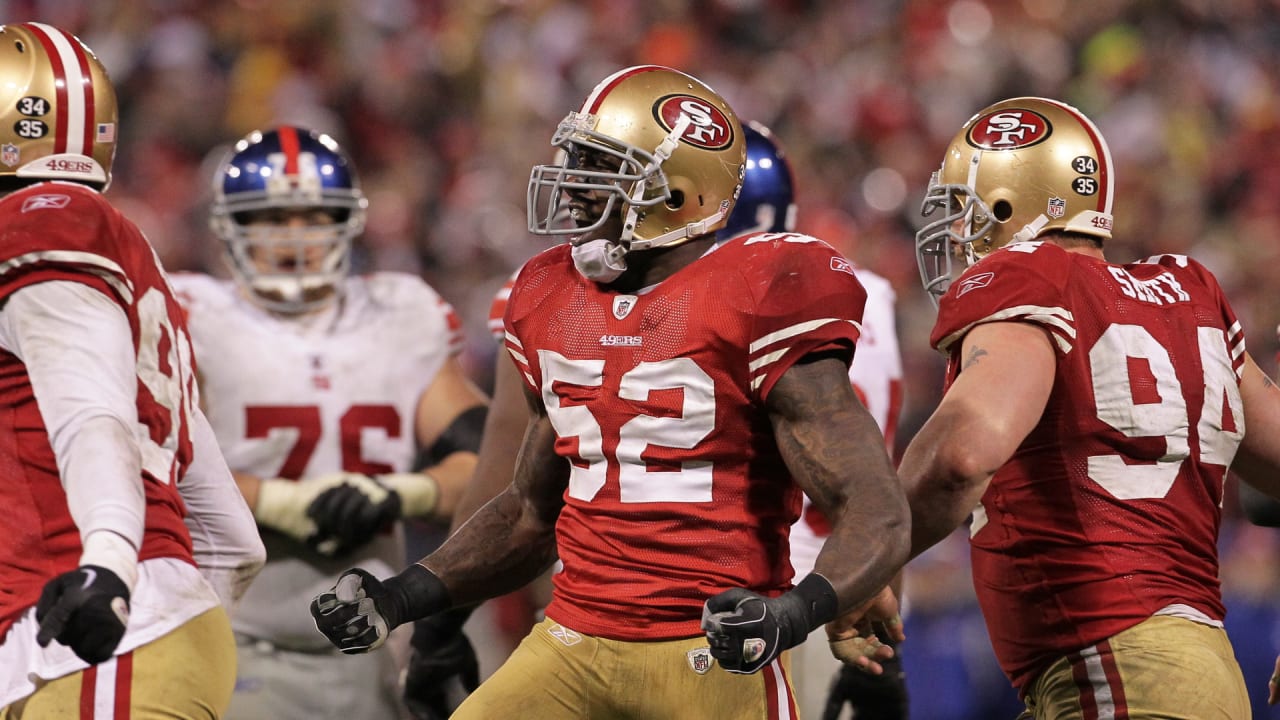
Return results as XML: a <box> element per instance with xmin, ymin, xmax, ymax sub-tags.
<box><xmin>454</xmin><ymin>615</ymin><xmax>800</xmax><ymax>719</ymax></box>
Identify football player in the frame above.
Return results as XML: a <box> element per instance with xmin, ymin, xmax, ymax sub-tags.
<box><xmin>313</xmin><ymin>64</ymin><xmax>910</xmax><ymax>719</ymax></box>
<box><xmin>876</xmin><ymin>96</ymin><xmax>1280</xmax><ymax>717</ymax></box>
<box><xmin>722</xmin><ymin>123</ymin><xmax>909</xmax><ymax>720</ymax></box>
<box><xmin>173</xmin><ymin>126</ymin><xmax>488</xmax><ymax>720</ymax></box>
<box><xmin>0</xmin><ymin>22</ymin><xmax>265</xmax><ymax>719</ymax></box>
<box><xmin>396</xmin><ymin>120</ymin><xmax>904</xmax><ymax>720</ymax></box>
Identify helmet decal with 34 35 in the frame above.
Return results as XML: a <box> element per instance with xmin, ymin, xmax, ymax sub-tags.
<box><xmin>0</xmin><ymin>22</ymin><xmax>119</xmax><ymax>191</ymax></box>
<box><xmin>209</xmin><ymin>126</ymin><xmax>368</xmax><ymax>314</ymax></box>
<box><xmin>915</xmin><ymin>96</ymin><xmax>1115</xmax><ymax>303</ymax></box>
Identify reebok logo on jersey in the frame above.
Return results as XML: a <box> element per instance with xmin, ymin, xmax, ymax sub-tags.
<box><xmin>830</xmin><ymin>256</ymin><xmax>856</xmax><ymax>276</ymax></box>
<box><xmin>546</xmin><ymin>623</ymin><xmax>582</xmax><ymax>646</ymax></box>
<box><xmin>21</xmin><ymin>193</ymin><xmax>71</xmax><ymax>213</ymax></box>
<box><xmin>600</xmin><ymin>335</ymin><xmax>642</xmax><ymax>347</ymax></box>
<box><xmin>957</xmin><ymin>271</ymin><xmax>995</xmax><ymax>297</ymax></box>
<box><xmin>687</xmin><ymin>647</ymin><xmax>714</xmax><ymax>675</ymax></box>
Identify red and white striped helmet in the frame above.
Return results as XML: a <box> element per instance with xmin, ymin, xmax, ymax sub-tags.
<box><xmin>0</xmin><ymin>23</ymin><xmax>118</xmax><ymax>191</ymax></box>
<box><xmin>916</xmin><ymin>97</ymin><xmax>1115</xmax><ymax>301</ymax></box>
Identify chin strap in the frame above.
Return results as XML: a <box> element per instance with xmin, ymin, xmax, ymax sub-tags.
<box><xmin>620</xmin><ymin>114</ymin><xmax>691</xmax><ymax>247</ymax></box>
<box><xmin>571</xmin><ymin>238</ymin><xmax>628</xmax><ymax>282</ymax></box>
<box><xmin>629</xmin><ymin>210</ymin><xmax>729</xmax><ymax>253</ymax></box>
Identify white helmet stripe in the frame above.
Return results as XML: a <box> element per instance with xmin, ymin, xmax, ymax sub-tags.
<box><xmin>582</xmin><ymin>65</ymin><xmax>664</xmax><ymax>113</ymax></box>
<box><xmin>1042</xmin><ymin>97</ymin><xmax>1114</xmax><ymax>215</ymax></box>
<box><xmin>26</xmin><ymin>22</ymin><xmax>94</xmax><ymax>156</ymax></box>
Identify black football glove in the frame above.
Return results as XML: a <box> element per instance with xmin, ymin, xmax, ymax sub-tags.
<box><xmin>822</xmin><ymin>639</ymin><xmax>908</xmax><ymax>720</ymax></box>
<box><xmin>701</xmin><ymin>575</ymin><xmax>838</xmax><ymax>674</ymax></box>
<box><xmin>307</xmin><ymin>478</ymin><xmax>402</xmax><ymax>557</ymax></box>
<box><xmin>403</xmin><ymin>608</ymin><xmax>480</xmax><ymax>720</ymax></box>
<box><xmin>35</xmin><ymin>565</ymin><xmax>131</xmax><ymax>665</ymax></box>
<box><xmin>311</xmin><ymin>564</ymin><xmax>450</xmax><ymax>654</ymax></box>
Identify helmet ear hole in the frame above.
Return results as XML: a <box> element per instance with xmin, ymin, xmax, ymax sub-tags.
<box><xmin>667</xmin><ymin>189</ymin><xmax>685</xmax><ymax>210</ymax></box>
<box><xmin>992</xmin><ymin>199</ymin><xmax>1014</xmax><ymax>222</ymax></box>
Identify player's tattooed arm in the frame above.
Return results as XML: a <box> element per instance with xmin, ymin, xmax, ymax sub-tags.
<box><xmin>899</xmin><ymin>321</ymin><xmax>1053</xmax><ymax>558</ymax></box>
<box><xmin>960</xmin><ymin>345</ymin><xmax>988</xmax><ymax>371</ymax></box>
<box><xmin>420</xmin><ymin>387</ymin><xmax>565</xmax><ymax>607</ymax></box>
<box><xmin>768</xmin><ymin>354</ymin><xmax>910</xmax><ymax>614</ymax></box>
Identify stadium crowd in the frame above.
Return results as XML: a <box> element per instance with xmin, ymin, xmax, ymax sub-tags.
<box><xmin>8</xmin><ymin>0</ymin><xmax>1280</xmax><ymax>716</ymax></box>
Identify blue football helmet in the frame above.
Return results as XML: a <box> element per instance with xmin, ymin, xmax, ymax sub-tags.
<box><xmin>719</xmin><ymin>121</ymin><xmax>796</xmax><ymax>239</ymax></box>
<box><xmin>209</xmin><ymin>126</ymin><xmax>367</xmax><ymax>313</ymax></box>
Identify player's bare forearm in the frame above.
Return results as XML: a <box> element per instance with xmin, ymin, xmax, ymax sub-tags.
<box><xmin>1232</xmin><ymin>354</ymin><xmax>1280</xmax><ymax>501</ymax></box>
<box><xmin>768</xmin><ymin>356</ymin><xmax>910</xmax><ymax>614</ymax></box>
<box><xmin>419</xmin><ymin>411</ymin><xmax>564</xmax><ymax>607</ymax></box>
<box><xmin>900</xmin><ymin>322</ymin><xmax>1053</xmax><ymax>558</ymax></box>
<box><xmin>897</xmin><ymin>403</ymin><xmax>994</xmax><ymax>557</ymax></box>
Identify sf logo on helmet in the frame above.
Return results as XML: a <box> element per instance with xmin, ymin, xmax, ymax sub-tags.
<box><xmin>655</xmin><ymin>95</ymin><xmax>734</xmax><ymax>150</ymax></box>
<box><xmin>967</xmin><ymin>109</ymin><xmax>1052</xmax><ymax>150</ymax></box>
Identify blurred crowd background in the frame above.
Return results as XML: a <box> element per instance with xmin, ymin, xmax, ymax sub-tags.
<box><xmin>11</xmin><ymin>0</ymin><xmax>1280</xmax><ymax>716</ymax></box>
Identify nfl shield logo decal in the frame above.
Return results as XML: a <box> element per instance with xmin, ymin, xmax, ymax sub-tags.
<box><xmin>1</xmin><ymin>144</ymin><xmax>18</xmax><ymax>167</ymax></box>
<box><xmin>1047</xmin><ymin>196</ymin><xmax>1066</xmax><ymax>218</ymax></box>
<box><xmin>687</xmin><ymin>647</ymin><xmax>713</xmax><ymax>675</ymax></box>
<box><xmin>612</xmin><ymin>295</ymin><xmax>637</xmax><ymax>320</ymax></box>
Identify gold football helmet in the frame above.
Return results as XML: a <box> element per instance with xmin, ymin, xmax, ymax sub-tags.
<box><xmin>916</xmin><ymin>96</ymin><xmax>1114</xmax><ymax>301</ymax></box>
<box><xmin>527</xmin><ymin>65</ymin><xmax>745</xmax><ymax>255</ymax></box>
<box><xmin>0</xmin><ymin>23</ymin><xmax>118</xmax><ymax>191</ymax></box>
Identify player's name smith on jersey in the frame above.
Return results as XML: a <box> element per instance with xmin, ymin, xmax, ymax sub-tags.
<box><xmin>1107</xmin><ymin>267</ymin><xmax>1191</xmax><ymax>306</ymax></box>
<box><xmin>600</xmin><ymin>335</ymin><xmax>643</xmax><ymax>347</ymax></box>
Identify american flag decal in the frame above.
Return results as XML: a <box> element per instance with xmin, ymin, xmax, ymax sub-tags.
<box><xmin>97</xmin><ymin>123</ymin><xmax>115</xmax><ymax>143</ymax></box>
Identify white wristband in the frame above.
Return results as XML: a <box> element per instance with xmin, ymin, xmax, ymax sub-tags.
<box><xmin>254</xmin><ymin>477</ymin><xmax>320</xmax><ymax>542</ymax></box>
<box><xmin>80</xmin><ymin>529</ymin><xmax>139</xmax><ymax>593</ymax></box>
<box><xmin>378</xmin><ymin>472</ymin><xmax>440</xmax><ymax>518</ymax></box>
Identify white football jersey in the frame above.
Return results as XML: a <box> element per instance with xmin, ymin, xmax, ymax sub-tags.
<box><xmin>171</xmin><ymin>271</ymin><xmax>462</xmax><ymax>649</ymax></box>
<box><xmin>789</xmin><ymin>267</ymin><xmax>903</xmax><ymax>577</ymax></box>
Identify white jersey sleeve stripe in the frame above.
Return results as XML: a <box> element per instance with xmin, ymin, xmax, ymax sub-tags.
<box><xmin>936</xmin><ymin>305</ymin><xmax>1076</xmax><ymax>354</ymax></box>
<box><xmin>0</xmin><ymin>249</ymin><xmax>134</xmax><ymax>304</ymax></box>
<box><xmin>748</xmin><ymin>318</ymin><xmax>861</xmax><ymax>355</ymax></box>
<box><xmin>747</xmin><ymin>348</ymin><xmax>788</xmax><ymax>374</ymax></box>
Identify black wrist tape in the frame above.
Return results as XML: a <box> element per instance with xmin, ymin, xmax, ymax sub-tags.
<box><xmin>791</xmin><ymin>573</ymin><xmax>840</xmax><ymax>629</ymax></box>
<box><xmin>383</xmin><ymin>563</ymin><xmax>451</xmax><ymax>627</ymax></box>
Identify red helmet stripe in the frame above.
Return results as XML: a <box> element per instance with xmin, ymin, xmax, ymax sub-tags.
<box><xmin>1048</xmin><ymin>99</ymin><xmax>1112</xmax><ymax>214</ymax></box>
<box><xmin>68</xmin><ymin>32</ymin><xmax>96</xmax><ymax>155</ymax></box>
<box><xmin>277</xmin><ymin>125</ymin><xmax>301</xmax><ymax>175</ymax></box>
<box><xmin>26</xmin><ymin>23</ymin><xmax>95</xmax><ymax>157</ymax></box>
<box><xmin>583</xmin><ymin>65</ymin><xmax>668</xmax><ymax>114</ymax></box>
<box><xmin>25</xmin><ymin>24</ymin><xmax>68</xmax><ymax>154</ymax></box>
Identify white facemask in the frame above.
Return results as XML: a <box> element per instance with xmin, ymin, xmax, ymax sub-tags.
<box><xmin>571</xmin><ymin>238</ymin><xmax>628</xmax><ymax>282</ymax></box>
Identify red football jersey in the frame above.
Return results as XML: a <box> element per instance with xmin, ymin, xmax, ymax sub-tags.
<box><xmin>932</xmin><ymin>241</ymin><xmax>1245</xmax><ymax>693</ymax></box>
<box><xmin>504</xmin><ymin>233</ymin><xmax>867</xmax><ymax>640</ymax></box>
<box><xmin>0</xmin><ymin>183</ymin><xmax>197</xmax><ymax>638</ymax></box>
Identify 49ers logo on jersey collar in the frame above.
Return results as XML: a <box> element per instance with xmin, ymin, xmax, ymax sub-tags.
<box><xmin>967</xmin><ymin>108</ymin><xmax>1052</xmax><ymax>150</ymax></box>
<box><xmin>653</xmin><ymin>95</ymin><xmax>735</xmax><ymax>150</ymax></box>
